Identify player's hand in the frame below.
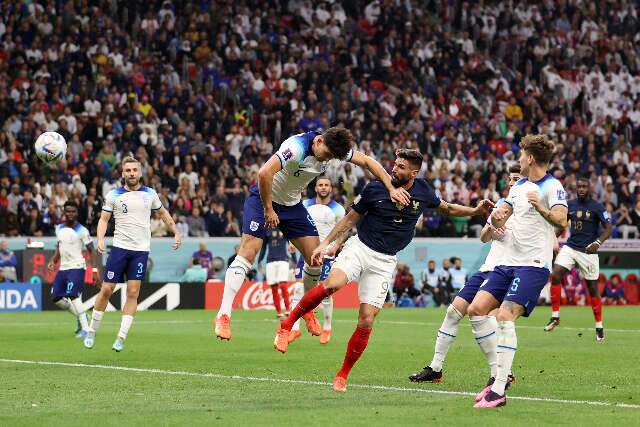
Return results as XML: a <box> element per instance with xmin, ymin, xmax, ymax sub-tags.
<box><xmin>492</xmin><ymin>207</ymin><xmax>508</xmax><ymax>222</ymax></box>
<box><xmin>264</xmin><ymin>207</ymin><xmax>280</xmax><ymax>228</ymax></box>
<box><xmin>47</xmin><ymin>260</ymin><xmax>56</xmax><ymax>271</ymax></box>
<box><xmin>491</xmin><ymin>225</ymin><xmax>506</xmax><ymax>240</ymax></box>
<box><xmin>526</xmin><ymin>191</ymin><xmax>544</xmax><ymax>212</ymax></box>
<box><xmin>173</xmin><ymin>232</ymin><xmax>182</xmax><ymax>250</ymax></box>
<box><xmin>324</xmin><ymin>243</ymin><xmax>339</xmax><ymax>258</ymax></box>
<box><xmin>288</xmin><ymin>243</ymin><xmax>296</xmax><ymax>254</ymax></box>
<box><xmin>389</xmin><ymin>187</ymin><xmax>411</xmax><ymax>207</ymax></box>
<box><xmin>474</xmin><ymin>199</ymin><xmax>495</xmax><ymax>215</ymax></box>
<box><xmin>585</xmin><ymin>242</ymin><xmax>600</xmax><ymax>254</ymax></box>
<box><xmin>311</xmin><ymin>244</ymin><xmax>327</xmax><ymax>266</ymax></box>
<box><xmin>97</xmin><ymin>239</ymin><xmax>106</xmax><ymax>254</ymax></box>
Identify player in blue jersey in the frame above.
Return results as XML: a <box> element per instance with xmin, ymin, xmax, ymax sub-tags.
<box><xmin>409</xmin><ymin>164</ymin><xmax>521</xmax><ymax>385</ymax></box>
<box><xmin>475</xmin><ymin>135</ymin><xmax>568</xmax><ymax>408</ymax></box>
<box><xmin>258</xmin><ymin>227</ymin><xmax>292</xmax><ymax>318</ymax></box>
<box><xmin>214</xmin><ymin>127</ymin><xmax>411</xmax><ymax>340</ymax></box>
<box><xmin>47</xmin><ymin>201</ymin><xmax>101</xmax><ymax>338</ymax></box>
<box><xmin>545</xmin><ymin>175</ymin><xmax>611</xmax><ymax>340</ymax></box>
<box><xmin>85</xmin><ymin>156</ymin><xmax>181</xmax><ymax>352</ymax></box>
<box><xmin>273</xmin><ymin>149</ymin><xmax>494</xmax><ymax>392</ymax></box>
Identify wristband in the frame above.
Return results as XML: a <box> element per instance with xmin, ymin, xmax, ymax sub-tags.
<box><xmin>594</xmin><ymin>240</ymin><xmax>602</xmax><ymax>246</ymax></box>
<box><xmin>92</xmin><ymin>268</ymin><xmax>99</xmax><ymax>273</ymax></box>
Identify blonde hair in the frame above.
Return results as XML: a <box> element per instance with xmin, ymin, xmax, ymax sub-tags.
<box><xmin>121</xmin><ymin>156</ymin><xmax>140</xmax><ymax>166</ymax></box>
<box><xmin>519</xmin><ymin>134</ymin><xmax>555</xmax><ymax>165</ymax></box>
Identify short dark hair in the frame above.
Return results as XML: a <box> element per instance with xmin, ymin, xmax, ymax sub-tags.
<box><xmin>508</xmin><ymin>164</ymin><xmax>521</xmax><ymax>174</ymax></box>
<box><xmin>64</xmin><ymin>201</ymin><xmax>78</xmax><ymax>210</ymax></box>
<box><xmin>395</xmin><ymin>148</ymin><xmax>424</xmax><ymax>169</ymax></box>
<box><xmin>519</xmin><ymin>134</ymin><xmax>555</xmax><ymax>165</ymax></box>
<box><xmin>576</xmin><ymin>174</ymin><xmax>590</xmax><ymax>183</ymax></box>
<box><xmin>322</xmin><ymin>127</ymin><xmax>353</xmax><ymax>160</ymax></box>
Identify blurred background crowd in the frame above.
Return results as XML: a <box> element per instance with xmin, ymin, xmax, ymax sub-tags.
<box><xmin>2</xmin><ymin>0</ymin><xmax>640</xmax><ymax>239</ymax></box>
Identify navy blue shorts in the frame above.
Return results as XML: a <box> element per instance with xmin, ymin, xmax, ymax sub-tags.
<box><xmin>51</xmin><ymin>268</ymin><xmax>85</xmax><ymax>298</ymax></box>
<box><xmin>294</xmin><ymin>255</ymin><xmax>333</xmax><ymax>281</ymax></box>
<box><xmin>486</xmin><ymin>265</ymin><xmax>550</xmax><ymax>317</ymax></box>
<box><xmin>104</xmin><ymin>246</ymin><xmax>149</xmax><ymax>283</ymax></box>
<box><xmin>456</xmin><ymin>271</ymin><xmax>491</xmax><ymax>304</ymax></box>
<box><xmin>242</xmin><ymin>186</ymin><xmax>318</xmax><ymax>240</ymax></box>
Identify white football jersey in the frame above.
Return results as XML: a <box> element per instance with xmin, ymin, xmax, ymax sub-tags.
<box><xmin>303</xmin><ymin>198</ymin><xmax>345</xmax><ymax>241</ymax></box>
<box><xmin>103</xmin><ymin>186</ymin><xmax>163</xmax><ymax>252</ymax></box>
<box><xmin>479</xmin><ymin>198</ymin><xmax>513</xmax><ymax>272</ymax></box>
<box><xmin>56</xmin><ymin>223</ymin><xmax>92</xmax><ymax>270</ymax></box>
<box><xmin>273</xmin><ymin>132</ymin><xmax>353</xmax><ymax>206</ymax></box>
<box><xmin>501</xmin><ymin>175</ymin><xmax>567</xmax><ymax>269</ymax></box>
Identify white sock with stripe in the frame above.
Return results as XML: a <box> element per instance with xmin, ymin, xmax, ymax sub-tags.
<box><xmin>429</xmin><ymin>305</ymin><xmax>463</xmax><ymax>372</ymax></box>
<box><xmin>218</xmin><ymin>256</ymin><xmax>252</xmax><ymax>318</ymax></box>
<box><xmin>290</xmin><ymin>282</ymin><xmax>304</xmax><ymax>332</ymax></box>
<box><xmin>89</xmin><ymin>309</ymin><xmax>104</xmax><ymax>335</ymax></box>
<box><xmin>470</xmin><ymin>315</ymin><xmax>498</xmax><ymax>377</ymax></box>
<box><xmin>491</xmin><ymin>320</ymin><xmax>517</xmax><ymax>396</ymax></box>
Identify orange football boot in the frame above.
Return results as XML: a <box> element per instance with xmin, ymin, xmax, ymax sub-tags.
<box><xmin>303</xmin><ymin>312</ymin><xmax>321</xmax><ymax>336</ymax></box>
<box><xmin>214</xmin><ymin>315</ymin><xmax>231</xmax><ymax>340</ymax></box>
<box><xmin>288</xmin><ymin>330</ymin><xmax>302</xmax><ymax>344</ymax></box>
<box><xmin>319</xmin><ymin>329</ymin><xmax>332</xmax><ymax>344</ymax></box>
<box><xmin>274</xmin><ymin>327</ymin><xmax>289</xmax><ymax>353</ymax></box>
<box><xmin>333</xmin><ymin>376</ymin><xmax>347</xmax><ymax>392</ymax></box>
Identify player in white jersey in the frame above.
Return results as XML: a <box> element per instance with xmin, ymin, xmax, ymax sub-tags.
<box><xmin>47</xmin><ymin>201</ymin><xmax>101</xmax><ymax>339</ymax></box>
<box><xmin>409</xmin><ymin>164</ymin><xmax>521</xmax><ymax>385</ymax></box>
<box><xmin>475</xmin><ymin>135</ymin><xmax>568</xmax><ymax>408</ymax></box>
<box><xmin>214</xmin><ymin>127</ymin><xmax>410</xmax><ymax>340</ymax></box>
<box><xmin>289</xmin><ymin>176</ymin><xmax>345</xmax><ymax>345</ymax></box>
<box><xmin>84</xmin><ymin>156</ymin><xmax>181</xmax><ymax>352</ymax></box>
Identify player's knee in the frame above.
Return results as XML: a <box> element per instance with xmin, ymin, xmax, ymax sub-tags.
<box><xmin>126</xmin><ymin>287</ymin><xmax>140</xmax><ymax>299</ymax></box>
<box><xmin>357</xmin><ymin>313</ymin><xmax>375</xmax><ymax>328</ymax></box>
<box><xmin>496</xmin><ymin>309</ymin><xmax>513</xmax><ymax>322</ymax></box>
<box><xmin>587</xmin><ymin>283</ymin><xmax>598</xmax><ymax>297</ymax></box>
<box><xmin>467</xmin><ymin>303</ymin><xmax>483</xmax><ymax>317</ymax></box>
<box><xmin>551</xmin><ymin>271</ymin><xmax>563</xmax><ymax>284</ymax></box>
<box><xmin>100</xmin><ymin>286</ymin><xmax>113</xmax><ymax>298</ymax></box>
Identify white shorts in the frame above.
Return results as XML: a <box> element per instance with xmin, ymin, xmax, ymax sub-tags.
<box><xmin>266</xmin><ymin>261</ymin><xmax>290</xmax><ymax>285</ymax></box>
<box><xmin>555</xmin><ymin>245</ymin><xmax>599</xmax><ymax>280</ymax></box>
<box><xmin>332</xmin><ymin>235</ymin><xmax>396</xmax><ymax>309</ymax></box>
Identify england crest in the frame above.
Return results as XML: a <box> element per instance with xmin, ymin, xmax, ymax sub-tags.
<box><xmin>250</xmin><ymin>221</ymin><xmax>260</xmax><ymax>231</ymax></box>
<box><xmin>107</xmin><ymin>271</ymin><xmax>115</xmax><ymax>280</ymax></box>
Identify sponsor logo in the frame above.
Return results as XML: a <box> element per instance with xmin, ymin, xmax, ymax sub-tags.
<box><xmin>0</xmin><ymin>283</ymin><xmax>42</xmax><ymax>312</ymax></box>
<box><xmin>241</xmin><ymin>281</ymin><xmax>295</xmax><ymax>310</ymax></box>
<box><xmin>250</xmin><ymin>221</ymin><xmax>260</xmax><ymax>232</ymax></box>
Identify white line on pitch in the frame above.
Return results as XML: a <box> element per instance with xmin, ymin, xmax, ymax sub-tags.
<box><xmin>3</xmin><ymin>318</ymin><xmax>639</xmax><ymax>333</ymax></box>
<box><xmin>0</xmin><ymin>358</ymin><xmax>638</xmax><ymax>409</ymax></box>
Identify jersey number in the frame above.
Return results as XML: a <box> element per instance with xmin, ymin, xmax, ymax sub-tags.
<box><xmin>293</xmin><ymin>169</ymin><xmax>302</xmax><ymax>177</ymax></box>
<box><xmin>137</xmin><ymin>263</ymin><xmax>144</xmax><ymax>274</ymax></box>
<box><xmin>121</xmin><ymin>203</ymin><xmax>128</xmax><ymax>213</ymax></box>
<box><xmin>574</xmin><ymin>220</ymin><xmax>582</xmax><ymax>231</ymax></box>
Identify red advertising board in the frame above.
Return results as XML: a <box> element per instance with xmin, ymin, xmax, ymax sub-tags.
<box><xmin>204</xmin><ymin>280</ymin><xmax>360</xmax><ymax>310</ymax></box>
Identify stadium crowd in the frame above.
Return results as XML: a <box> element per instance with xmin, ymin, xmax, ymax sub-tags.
<box><xmin>1</xmin><ymin>0</ymin><xmax>640</xmax><ymax>239</ymax></box>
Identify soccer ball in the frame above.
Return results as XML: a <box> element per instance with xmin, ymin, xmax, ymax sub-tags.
<box><xmin>35</xmin><ymin>132</ymin><xmax>67</xmax><ymax>165</ymax></box>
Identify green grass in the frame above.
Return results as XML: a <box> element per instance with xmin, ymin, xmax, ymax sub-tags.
<box><xmin>1</xmin><ymin>306</ymin><xmax>639</xmax><ymax>426</ymax></box>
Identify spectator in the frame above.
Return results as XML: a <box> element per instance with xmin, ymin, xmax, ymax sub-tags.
<box><xmin>437</xmin><ymin>258</ymin><xmax>454</xmax><ymax>306</ymax></box>
<box><xmin>450</xmin><ymin>257</ymin><xmax>468</xmax><ymax>293</ymax></box>
<box><xmin>616</xmin><ymin>204</ymin><xmax>638</xmax><ymax>239</ymax></box>
<box><xmin>0</xmin><ymin>240</ymin><xmax>17</xmax><ymax>281</ymax></box>
<box><xmin>150</xmin><ymin>211</ymin><xmax>169</xmax><ymax>237</ymax></box>
<box><xmin>176</xmin><ymin>215</ymin><xmax>189</xmax><ymax>238</ymax></box>
<box><xmin>207</xmin><ymin>202</ymin><xmax>227</xmax><ymax>237</ymax></box>
<box><xmin>190</xmin><ymin>242</ymin><xmax>214</xmax><ymax>280</ymax></box>
<box><xmin>20</xmin><ymin>207</ymin><xmax>44</xmax><ymax>236</ymax></box>
<box><xmin>181</xmin><ymin>258</ymin><xmax>208</xmax><ymax>283</ymax></box>
<box><xmin>603</xmin><ymin>274</ymin><xmax>627</xmax><ymax>305</ymax></box>
<box><xmin>186</xmin><ymin>207</ymin><xmax>207</xmax><ymax>237</ymax></box>
<box><xmin>393</xmin><ymin>264</ymin><xmax>419</xmax><ymax>300</ymax></box>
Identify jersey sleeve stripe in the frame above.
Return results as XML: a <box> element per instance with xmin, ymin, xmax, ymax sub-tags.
<box><xmin>275</xmin><ymin>152</ymin><xmax>286</xmax><ymax>168</ymax></box>
<box><xmin>550</xmin><ymin>202</ymin><xmax>568</xmax><ymax>208</ymax></box>
<box><xmin>102</xmin><ymin>206</ymin><xmax>113</xmax><ymax>212</ymax></box>
<box><xmin>503</xmin><ymin>199</ymin><xmax>514</xmax><ymax>206</ymax></box>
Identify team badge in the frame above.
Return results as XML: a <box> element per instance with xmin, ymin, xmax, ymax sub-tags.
<box><xmin>585</xmin><ymin>211</ymin><xmax>591</xmax><ymax>219</ymax></box>
<box><xmin>107</xmin><ymin>271</ymin><xmax>114</xmax><ymax>280</ymax></box>
<box><xmin>250</xmin><ymin>221</ymin><xmax>260</xmax><ymax>232</ymax></box>
<box><xmin>412</xmin><ymin>200</ymin><xmax>420</xmax><ymax>213</ymax></box>
<box><xmin>577</xmin><ymin>211</ymin><xmax>583</xmax><ymax>218</ymax></box>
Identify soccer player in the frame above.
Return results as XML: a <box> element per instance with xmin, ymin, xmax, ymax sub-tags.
<box><xmin>475</xmin><ymin>135</ymin><xmax>568</xmax><ymax>408</ymax></box>
<box><xmin>273</xmin><ymin>149</ymin><xmax>493</xmax><ymax>392</ymax></box>
<box><xmin>409</xmin><ymin>164</ymin><xmax>521</xmax><ymax>384</ymax></box>
<box><xmin>289</xmin><ymin>176</ymin><xmax>345</xmax><ymax>344</ymax></box>
<box><xmin>84</xmin><ymin>156</ymin><xmax>181</xmax><ymax>352</ymax></box>
<box><xmin>47</xmin><ymin>201</ymin><xmax>101</xmax><ymax>338</ymax></box>
<box><xmin>544</xmin><ymin>175</ymin><xmax>611</xmax><ymax>339</ymax></box>
<box><xmin>258</xmin><ymin>227</ymin><xmax>292</xmax><ymax>318</ymax></box>
<box><xmin>214</xmin><ymin>128</ymin><xmax>411</xmax><ymax>340</ymax></box>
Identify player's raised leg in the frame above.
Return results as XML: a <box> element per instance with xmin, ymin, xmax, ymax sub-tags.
<box><xmin>290</xmin><ymin>235</ymin><xmax>323</xmax><ymax>336</ymax></box>
<box><xmin>545</xmin><ymin>264</ymin><xmax>569</xmax><ymax>331</ymax></box>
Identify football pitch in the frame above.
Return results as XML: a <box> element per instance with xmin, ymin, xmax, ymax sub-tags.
<box><xmin>1</xmin><ymin>307</ymin><xmax>639</xmax><ymax>426</ymax></box>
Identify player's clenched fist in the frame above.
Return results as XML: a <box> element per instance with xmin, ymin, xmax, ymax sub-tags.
<box><xmin>475</xmin><ymin>199</ymin><xmax>495</xmax><ymax>215</ymax></box>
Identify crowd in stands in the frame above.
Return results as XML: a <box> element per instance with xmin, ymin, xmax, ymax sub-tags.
<box><xmin>2</xmin><ymin>0</ymin><xmax>640</xmax><ymax>239</ymax></box>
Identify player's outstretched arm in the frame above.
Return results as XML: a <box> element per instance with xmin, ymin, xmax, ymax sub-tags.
<box><xmin>96</xmin><ymin>210</ymin><xmax>112</xmax><ymax>254</ymax></box>
<box><xmin>349</xmin><ymin>151</ymin><xmax>410</xmax><ymax>207</ymax></box>
<box><xmin>258</xmin><ymin>155</ymin><xmax>283</xmax><ymax>228</ymax></box>
<box><xmin>158</xmin><ymin>207</ymin><xmax>181</xmax><ymax>250</ymax></box>
<box><xmin>311</xmin><ymin>209</ymin><xmax>361</xmax><ymax>265</ymax></box>
<box><xmin>438</xmin><ymin>199</ymin><xmax>495</xmax><ymax>218</ymax></box>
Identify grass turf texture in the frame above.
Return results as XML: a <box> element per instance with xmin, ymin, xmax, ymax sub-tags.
<box><xmin>1</xmin><ymin>306</ymin><xmax>638</xmax><ymax>426</ymax></box>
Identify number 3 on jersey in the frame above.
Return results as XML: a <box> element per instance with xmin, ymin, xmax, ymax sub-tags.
<box><xmin>121</xmin><ymin>202</ymin><xmax>128</xmax><ymax>213</ymax></box>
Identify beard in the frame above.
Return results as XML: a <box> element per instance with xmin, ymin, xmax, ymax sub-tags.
<box><xmin>126</xmin><ymin>177</ymin><xmax>140</xmax><ymax>187</ymax></box>
<box><xmin>391</xmin><ymin>174</ymin><xmax>409</xmax><ymax>187</ymax></box>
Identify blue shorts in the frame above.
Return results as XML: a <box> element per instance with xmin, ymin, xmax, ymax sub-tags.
<box><xmin>104</xmin><ymin>247</ymin><xmax>149</xmax><ymax>283</ymax></box>
<box><xmin>51</xmin><ymin>268</ymin><xmax>85</xmax><ymax>298</ymax></box>
<box><xmin>457</xmin><ymin>271</ymin><xmax>491</xmax><ymax>304</ymax></box>
<box><xmin>294</xmin><ymin>255</ymin><xmax>333</xmax><ymax>281</ymax></box>
<box><xmin>242</xmin><ymin>185</ymin><xmax>319</xmax><ymax>240</ymax></box>
<box><xmin>487</xmin><ymin>265</ymin><xmax>550</xmax><ymax>317</ymax></box>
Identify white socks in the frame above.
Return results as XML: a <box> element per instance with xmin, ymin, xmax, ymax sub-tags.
<box><xmin>118</xmin><ymin>315</ymin><xmax>134</xmax><ymax>340</ymax></box>
<box><xmin>552</xmin><ymin>310</ymin><xmax>559</xmax><ymax>318</ymax></box>
<box><xmin>429</xmin><ymin>305</ymin><xmax>463</xmax><ymax>372</ymax></box>
<box><xmin>291</xmin><ymin>282</ymin><xmax>304</xmax><ymax>332</ymax></box>
<box><xmin>218</xmin><ymin>255</ymin><xmax>252</xmax><ymax>318</ymax></box>
<box><xmin>470</xmin><ymin>315</ymin><xmax>498</xmax><ymax>377</ymax></box>
<box><xmin>89</xmin><ymin>309</ymin><xmax>104</xmax><ymax>334</ymax></box>
<box><xmin>491</xmin><ymin>321</ymin><xmax>517</xmax><ymax>395</ymax></box>
<box><xmin>302</xmin><ymin>264</ymin><xmax>321</xmax><ymax>291</ymax></box>
<box><xmin>322</xmin><ymin>296</ymin><xmax>333</xmax><ymax>330</ymax></box>
<box><xmin>55</xmin><ymin>297</ymin><xmax>89</xmax><ymax>331</ymax></box>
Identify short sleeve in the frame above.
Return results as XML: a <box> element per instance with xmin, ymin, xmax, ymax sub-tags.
<box><xmin>151</xmin><ymin>190</ymin><xmax>163</xmax><ymax>210</ymax></box>
<box><xmin>102</xmin><ymin>190</ymin><xmax>116</xmax><ymax>212</ymax></box>
<box><xmin>275</xmin><ymin>134</ymin><xmax>306</xmax><ymax>168</ymax></box>
<box><xmin>351</xmin><ymin>183</ymin><xmax>373</xmax><ymax>214</ymax></box>
<box><xmin>505</xmin><ymin>187</ymin><xmax>516</xmax><ymax>207</ymax></box>
<box><xmin>545</xmin><ymin>179</ymin><xmax>568</xmax><ymax>209</ymax></box>
<box><xmin>81</xmin><ymin>227</ymin><xmax>93</xmax><ymax>246</ymax></box>
<box><xmin>333</xmin><ymin>203</ymin><xmax>346</xmax><ymax>221</ymax></box>
<box><xmin>423</xmin><ymin>189</ymin><xmax>441</xmax><ymax>210</ymax></box>
<box><xmin>598</xmin><ymin>204</ymin><xmax>610</xmax><ymax>224</ymax></box>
